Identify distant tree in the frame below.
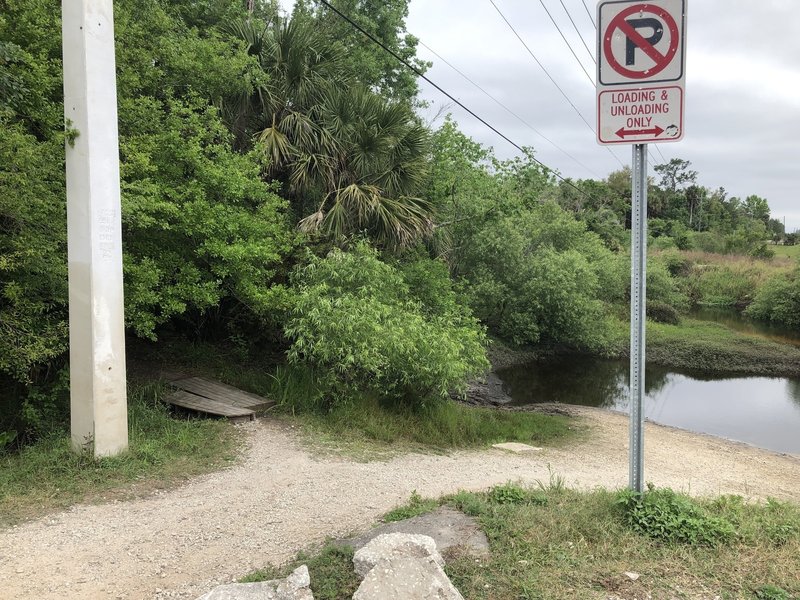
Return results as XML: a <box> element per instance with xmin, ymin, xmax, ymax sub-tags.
<box><xmin>654</xmin><ymin>158</ymin><xmax>697</xmax><ymax>194</ymax></box>
<box><xmin>767</xmin><ymin>218</ymin><xmax>785</xmax><ymax>243</ymax></box>
<box><xmin>743</xmin><ymin>194</ymin><xmax>770</xmax><ymax>226</ymax></box>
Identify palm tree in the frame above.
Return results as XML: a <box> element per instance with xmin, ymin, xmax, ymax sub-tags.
<box><xmin>224</xmin><ymin>14</ymin><xmax>433</xmax><ymax>249</ymax></box>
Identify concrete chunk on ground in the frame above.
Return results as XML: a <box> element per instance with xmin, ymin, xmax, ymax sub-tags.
<box><xmin>353</xmin><ymin>556</ymin><xmax>464</xmax><ymax>600</ymax></box>
<box><xmin>339</xmin><ymin>506</ymin><xmax>489</xmax><ymax>558</ymax></box>
<box><xmin>353</xmin><ymin>533</ymin><xmax>443</xmax><ymax>579</ymax></box>
<box><xmin>195</xmin><ymin>565</ymin><xmax>312</xmax><ymax>600</ymax></box>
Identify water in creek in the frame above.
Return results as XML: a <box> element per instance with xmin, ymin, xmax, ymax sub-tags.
<box><xmin>496</xmin><ymin>355</ymin><xmax>800</xmax><ymax>455</ymax></box>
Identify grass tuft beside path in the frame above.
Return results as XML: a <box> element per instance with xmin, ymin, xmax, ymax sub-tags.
<box><xmin>245</xmin><ymin>485</ymin><xmax>800</xmax><ymax>600</ymax></box>
<box><xmin>0</xmin><ymin>381</ymin><xmax>238</xmax><ymax>527</ymax></box>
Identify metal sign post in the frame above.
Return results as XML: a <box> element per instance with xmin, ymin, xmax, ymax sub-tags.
<box><xmin>62</xmin><ymin>0</ymin><xmax>128</xmax><ymax>457</ymax></box>
<box><xmin>629</xmin><ymin>143</ymin><xmax>647</xmax><ymax>492</ymax></box>
<box><xmin>597</xmin><ymin>1</ymin><xmax>687</xmax><ymax>492</ymax></box>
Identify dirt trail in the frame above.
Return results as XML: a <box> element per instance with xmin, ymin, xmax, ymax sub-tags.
<box><xmin>1</xmin><ymin>408</ymin><xmax>798</xmax><ymax>600</ymax></box>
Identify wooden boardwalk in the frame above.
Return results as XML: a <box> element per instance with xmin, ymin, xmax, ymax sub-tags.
<box><xmin>164</xmin><ymin>377</ymin><xmax>275</xmax><ymax>422</ymax></box>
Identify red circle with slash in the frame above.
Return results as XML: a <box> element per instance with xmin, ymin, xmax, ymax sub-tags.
<box><xmin>603</xmin><ymin>4</ymin><xmax>679</xmax><ymax>80</ymax></box>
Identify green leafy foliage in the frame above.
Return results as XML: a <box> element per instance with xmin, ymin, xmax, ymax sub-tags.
<box><xmin>0</xmin><ymin>125</ymin><xmax>68</xmax><ymax>384</ymax></box>
<box><xmin>459</xmin><ymin>203</ymin><xmax>614</xmax><ymax>350</ymax></box>
<box><xmin>745</xmin><ymin>268</ymin><xmax>800</xmax><ymax>329</ymax></box>
<box><xmin>489</xmin><ymin>482</ymin><xmax>548</xmax><ymax>506</ymax></box>
<box><xmin>285</xmin><ymin>242</ymin><xmax>488</xmax><ymax>408</ymax></box>
<box><xmin>616</xmin><ymin>486</ymin><xmax>735</xmax><ymax>546</ymax></box>
<box><xmin>0</xmin><ymin>0</ymin><xmax>295</xmax><ymax>438</ymax></box>
<box><xmin>119</xmin><ymin>94</ymin><xmax>295</xmax><ymax>339</ymax></box>
<box><xmin>292</xmin><ymin>0</ymin><xmax>428</xmax><ymax>103</ymax></box>
<box><xmin>224</xmin><ymin>14</ymin><xmax>433</xmax><ymax>249</ymax></box>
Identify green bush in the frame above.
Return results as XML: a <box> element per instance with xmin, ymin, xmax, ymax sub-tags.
<box><xmin>616</xmin><ymin>486</ymin><xmax>735</xmax><ymax>546</ymax></box>
<box><xmin>460</xmin><ymin>203</ymin><xmax>615</xmax><ymax>351</ymax></box>
<box><xmin>285</xmin><ymin>243</ymin><xmax>489</xmax><ymax>409</ymax></box>
<box><xmin>688</xmin><ymin>231</ymin><xmax>726</xmax><ymax>254</ymax></box>
<box><xmin>745</xmin><ymin>269</ymin><xmax>800</xmax><ymax>329</ymax></box>
<box><xmin>647</xmin><ymin>259</ymin><xmax>689</xmax><ymax>312</ymax></box>
<box><xmin>592</xmin><ymin>252</ymin><xmax>688</xmax><ymax>315</ymax></box>
<box><xmin>685</xmin><ymin>263</ymin><xmax>761</xmax><ymax>308</ymax></box>
<box><xmin>646</xmin><ymin>301</ymin><xmax>680</xmax><ymax>324</ymax></box>
<box><xmin>655</xmin><ymin>248</ymin><xmax>691</xmax><ymax>276</ymax></box>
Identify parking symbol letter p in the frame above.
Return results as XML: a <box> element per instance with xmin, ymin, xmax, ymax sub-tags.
<box><xmin>625</xmin><ymin>18</ymin><xmax>663</xmax><ymax>65</ymax></box>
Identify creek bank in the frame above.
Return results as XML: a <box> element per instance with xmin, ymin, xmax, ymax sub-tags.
<box><xmin>464</xmin><ymin>320</ymin><xmax>800</xmax><ymax>410</ymax></box>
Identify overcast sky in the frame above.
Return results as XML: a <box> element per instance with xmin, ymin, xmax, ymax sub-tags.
<box><xmin>282</xmin><ymin>1</ymin><xmax>800</xmax><ymax>232</ymax></box>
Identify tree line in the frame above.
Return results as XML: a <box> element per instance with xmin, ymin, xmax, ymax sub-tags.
<box><xmin>1</xmin><ymin>0</ymin><xmax>796</xmax><ymax>448</ymax></box>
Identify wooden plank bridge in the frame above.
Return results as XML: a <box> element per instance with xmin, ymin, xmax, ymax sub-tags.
<box><xmin>164</xmin><ymin>377</ymin><xmax>275</xmax><ymax>422</ymax></box>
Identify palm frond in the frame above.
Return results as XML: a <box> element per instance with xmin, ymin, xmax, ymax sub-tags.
<box><xmin>257</xmin><ymin>124</ymin><xmax>293</xmax><ymax>170</ymax></box>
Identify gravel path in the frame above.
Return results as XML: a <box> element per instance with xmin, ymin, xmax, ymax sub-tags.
<box><xmin>2</xmin><ymin>408</ymin><xmax>798</xmax><ymax>600</ymax></box>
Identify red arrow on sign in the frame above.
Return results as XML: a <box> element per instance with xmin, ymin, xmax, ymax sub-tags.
<box><xmin>615</xmin><ymin>125</ymin><xmax>664</xmax><ymax>138</ymax></box>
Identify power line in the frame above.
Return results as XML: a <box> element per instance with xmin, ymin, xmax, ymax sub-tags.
<box><xmin>488</xmin><ymin>0</ymin><xmax>625</xmax><ymax>168</ymax></box>
<box><xmin>418</xmin><ymin>40</ymin><xmax>601</xmax><ymax>178</ymax></box>
<box><xmin>536</xmin><ymin>0</ymin><xmax>593</xmax><ymax>85</ymax></box>
<box><xmin>581</xmin><ymin>0</ymin><xmax>596</xmax><ymax>28</ymax></box>
<box><xmin>558</xmin><ymin>0</ymin><xmax>595</xmax><ymax>64</ymax></box>
<box><xmin>535</xmin><ymin>1</ymin><xmax>656</xmax><ymax>168</ymax></box>
<box><xmin>315</xmin><ymin>0</ymin><xmax>591</xmax><ymax>196</ymax></box>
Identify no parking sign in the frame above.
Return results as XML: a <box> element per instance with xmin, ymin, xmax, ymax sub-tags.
<box><xmin>596</xmin><ymin>0</ymin><xmax>686</xmax><ymax>144</ymax></box>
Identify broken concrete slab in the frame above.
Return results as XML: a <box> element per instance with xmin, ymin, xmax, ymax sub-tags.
<box><xmin>353</xmin><ymin>533</ymin><xmax>443</xmax><ymax>579</ymax></box>
<box><xmin>337</xmin><ymin>506</ymin><xmax>489</xmax><ymax>557</ymax></box>
<box><xmin>353</xmin><ymin>556</ymin><xmax>464</xmax><ymax>600</ymax></box>
<box><xmin>195</xmin><ymin>565</ymin><xmax>312</xmax><ymax>600</ymax></box>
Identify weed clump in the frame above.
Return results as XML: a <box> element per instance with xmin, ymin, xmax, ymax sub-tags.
<box><xmin>616</xmin><ymin>485</ymin><xmax>735</xmax><ymax>546</ymax></box>
<box><xmin>488</xmin><ymin>482</ymin><xmax>548</xmax><ymax>506</ymax></box>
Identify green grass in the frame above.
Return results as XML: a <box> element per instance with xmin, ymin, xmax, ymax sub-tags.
<box><xmin>0</xmin><ymin>380</ymin><xmax>238</xmax><ymax>526</ymax></box>
<box><xmin>446</xmin><ymin>486</ymin><xmax>800</xmax><ymax>600</ymax></box>
<box><xmin>674</xmin><ymin>250</ymin><xmax>795</xmax><ymax>308</ymax></box>
<box><xmin>280</xmin><ymin>395</ymin><xmax>574</xmax><ymax>459</ymax></box>
<box><xmin>241</xmin><ymin>544</ymin><xmax>360</xmax><ymax>600</ymax></box>
<box><xmin>604</xmin><ymin>316</ymin><xmax>800</xmax><ymax>378</ymax></box>
<box><xmin>239</xmin><ymin>362</ymin><xmax>575</xmax><ymax>458</ymax></box>
<box><xmin>646</xmin><ymin>318</ymin><xmax>800</xmax><ymax>377</ymax></box>
<box><xmin>382</xmin><ymin>490</ymin><xmax>440</xmax><ymax>522</ymax></box>
<box><xmin>244</xmin><ymin>486</ymin><xmax>800</xmax><ymax>600</ymax></box>
<box><xmin>772</xmin><ymin>244</ymin><xmax>800</xmax><ymax>260</ymax></box>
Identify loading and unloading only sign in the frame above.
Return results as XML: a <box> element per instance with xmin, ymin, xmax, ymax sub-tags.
<box><xmin>596</xmin><ymin>0</ymin><xmax>686</xmax><ymax>145</ymax></box>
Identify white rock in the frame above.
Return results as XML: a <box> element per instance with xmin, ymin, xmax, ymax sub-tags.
<box><xmin>353</xmin><ymin>533</ymin><xmax>443</xmax><ymax>579</ymax></box>
<box><xmin>195</xmin><ymin>565</ymin><xmax>312</xmax><ymax>600</ymax></box>
<box><xmin>491</xmin><ymin>442</ymin><xmax>542</xmax><ymax>453</ymax></box>
<box><xmin>623</xmin><ymin>571</ymin><xmax>640</xmax><ymax>581</ymax></box>
<box><xmin>353</xmin><ymin>556</ymin><xmax>464</xmax><ymax>600</ymax></box>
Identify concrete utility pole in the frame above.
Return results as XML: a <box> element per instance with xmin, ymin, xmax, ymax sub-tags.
<box><xmin>62</xmin><ymin>0</ymin><xmax>128</xmax><ymax>457</ymax></box>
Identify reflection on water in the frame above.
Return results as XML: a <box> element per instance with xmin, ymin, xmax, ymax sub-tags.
<box><xmin>496</xmin><ymin>356</ymin><xmax>800</xmax><ymax>455</ymax></box>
